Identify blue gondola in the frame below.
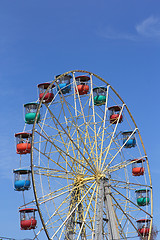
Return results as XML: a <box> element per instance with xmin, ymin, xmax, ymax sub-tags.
<box><xmin>13</xmin><ymin>169</ymin><xmax>31</xmax><ymax>191</ymax></box>
<box><xmin>56</xmin><ymin>74</ymin><xmax>72</xmax><ymax>94</ymax></box>
<box><xmin>122</xmin><ymin>131</ymin><xmax>136</xmax><ymax>148</ymax></box>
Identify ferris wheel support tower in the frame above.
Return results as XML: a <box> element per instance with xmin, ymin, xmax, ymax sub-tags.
<box><xmin>95</xmin><ymin>177</ymin><xmax>120</xmax><ymax>240</ymax></box>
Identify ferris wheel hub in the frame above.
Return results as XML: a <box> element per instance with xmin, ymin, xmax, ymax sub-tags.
<box><xmin>95</xmin><ymin>172</ymin><xmax>106</xmax><ymax>182</ymax></box>
<box><xmin>74</xmin><ymin>174</ymin><xmax>84</xmax><ymax>185</ymax></box>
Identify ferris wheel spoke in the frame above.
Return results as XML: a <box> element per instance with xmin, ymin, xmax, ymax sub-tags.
<box><xmin>111</xmin><ymin>186</ymin><xmax>152</xmax><ymax>218</ymax></box>
<box><xmin>110</xmin><ymin>194</ymin><xmax>144</xmax><ymax>239</ymax></box>
<box><xmin>109</xmin><ymin>156</ymin><xmax>147</xmax><ymax>173</ymax></box>
<box><xmin>100</xmin><ymin>104</ymin><xmax>125</xmax><ymax>171</ymax></box>
<box><xmin>63</xmin><ymin>97</ymin><xmax>88</xmax><ymax>121</ymax></box>
<box><xmin>76</xmin><ymin>184</ymin><xmax>97</xmax><ymax>240</ymax></box>
<box><xmin>82</xmin><ymin>185</ymin><xmax>99</xmax><ymax>235</ymax></box>
<box><xmin>83</xmin><ymin>185</ymin><xmax>96</xmax><ymax>214</ymax></box>
<box><xmin>122</xmin><ymin>110</ymin><xmax>133</xmax><ymax>131</ymax></box>
<box><xmin>51</xmin><ymin>181</ymin><xmax>96</xmax><ymax>239</ymax></box>
<box><xmin>102</xmin><ymin>127</ymin><xmax>138</xmax><ymax>174</ymax></box>
<box><xmin>77</xmin><ymin>122</ymin><xmax>98</xmax><ymax>159</ymax></box>
<box><xmin>74</xmin><ymin>121</ymin><xmax>96</xmax><ymax>155</ymax></box>
<box><xmin>33</xmin><ymin>227</ymin><xmax>44</xmax><ymax>240</ymax></box>
<box><xmin>115</xmin><ymin>204</ymin><xmax>137</xmax><ymax>222</ymax></box>
<box><xmin>58</xmin><ymin>89</ymin><xmax>97</xmax><ymax>167</ymax></box>
<box><xmin>71</xmin><ymin>127</ymin><xmax>97</xmax><ymax>172</ymax></box>
<box><xmin>72</xmin><ymin>73</ymin><xmax>98</xmax><ymax>168</ymax></box>
<box><xmin>38</xmin><ymin>179</ymin><xmax>95</xmax><ymax>207</ymax></box>
<box><xmin>40</xmin><ymin>115</ymin><xmax>78</xmax><ymax>168</ymax></box>
<box><xmin>38</xmin><ymin>121</ymin><xmax>64</xmax><ymax>135</ymax></box>
<box><xmin>44</xmin><ymin>107</ymin><xmax>96</xmax><ymax>174</ymax></box>
<box><xmin>34</xmin><ymin>130</ymin><xmax>94</xmax><ymax>175</ymax></box>
<box><xmin>33</xmin><ymin>165</ymin><xmax>72</xmax><ymax>174</ymax></box>
<box><xmin>51</xmin><ymin>123</ymin><xmax>79</xmax><ymax>174</ymax></box>
<box><xmin>35</xmin><ymin>171</ymin><xmax>74</xmax><ymax>180</ymax></box>
<box><xmin>34</xmin><ymin>145</ymin><xmax>90</xmax><ymax>179</ymax></box>
<box><xmin>90</xmin><ymin>74</ymin><xmax>100</xmax><ymax>168</ymax></box>
<box><xmin>99</xmin><ymin>85</ymin><xmax>110</xmax><ymax>168</ymax></box>
<box><xmin>86</xmin><ymin>121</ymin><xmax>106</xmax><ymax>163</ymax></box>
<box><xmin>55</xmin><ymin>96</ymin><xmax>67</xmax><ymax>122</ymax></box>
<box><xmin>82</xmin><ymin>184</ymin><xmax>97</xmax><ymax>230</ymax></box>
<box><xmin>48</xmin><ymin>101</ymin><xmax>83</xmax><ymax>165</ymax></box>
<box><xmin>44</xmin><ymin>104</ymin><xmax>77</xmax><ymax>160</ymax></box>
<box><xmin>42</xmin><ymin>186</ymin><xmax>77</xmax><ymax>231</ymax></box>
<box><xmin>35</xmin><ymin>188</ymin><xmax>73</xmax><ymax>207</ymax></box>
<box><xmin>73</xmin><ymin>72</ymin><xmax>87</xmax><ymax>124</ymax></box>
<box><xmin>74</xmin><ymin>111</ymin><xmax>113</xmax><ymax>168</ymax></box>
<box><xmin>110</xmin><ymin>178</ymin><xmax>152</xmax><ymax>189</ymax></box>
<box><xmin>39</xmin><ymin>179</ymin><xmax>95</xmax><ymax>233</ymax></box>
<box><xmin>34</xmin><ymin>145</ymin><xmax>76</xmax><ymax>175</ymax></box>
<box><xmin>106</xmin><ymin>134</ymin><xmax>122</xmax><ymax>153</ymax></box>
<box><xmin>42</xmin><ymin>121</ymin><xmax>79</xmax><ymax>175</ymax></box>
<box><xmin>19</xmin><ymin>199</ymin><xmax>36</xmax><ymax>209</ymax></box>
<box><xmin>109</xmin><ymin>160</ymin><xmax>134</xmax><ymax>173</ymax></box>
<box><xmin>101</xmin><ymin>130</ymin><xmax>121</xmax><ymax>154</ymax></box>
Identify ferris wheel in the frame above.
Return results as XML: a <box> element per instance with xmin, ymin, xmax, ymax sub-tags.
<box><xmin>14</xmin><ymin>70</ymin><xmax>153</xmax><ymax>240</ymax></box>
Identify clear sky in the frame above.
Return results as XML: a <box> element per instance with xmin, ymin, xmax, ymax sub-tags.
<box><xmin>0</xmin><ymin>0</ymin><xmax>160</xmax><ymax>239</ymax></box>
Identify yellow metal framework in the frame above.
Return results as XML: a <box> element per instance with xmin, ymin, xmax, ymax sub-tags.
<box><xmin>20</xmin><ymin>70</ymin><xmax>152</xmax><ymax>240</ymax></box>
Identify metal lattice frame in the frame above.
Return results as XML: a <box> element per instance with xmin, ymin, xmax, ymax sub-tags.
<box><xmin>20</xmin><ymin>70</ymin><xmax>153</xmax><ymax>240</ymax></box>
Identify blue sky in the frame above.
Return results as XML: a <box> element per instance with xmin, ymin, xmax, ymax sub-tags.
<box><xmin>0</xmin><ymin>0</ymin><xmax>160</xmax><ymax>239</ymax></box>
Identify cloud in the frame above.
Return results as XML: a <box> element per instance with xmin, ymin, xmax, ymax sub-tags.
<box><xmin>98</xmin><ymin>16</ymin><xmax>160</xmax><ymax>41</ymax></box>
<box><xmin>136</xmin><ymin>16</ymin><xmax>160</xmax><ymax>38</ymax></box>
<box><xmin>98</xmin><ymin>26</ymin><xmax>137</xmax><ymax>41</ymax></box>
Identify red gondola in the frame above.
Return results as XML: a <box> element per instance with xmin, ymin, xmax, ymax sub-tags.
<box><xmin>131</xmin><ymin>159</ymin><xmax>145</xmax><ymax>176</ymax></box>
<box><xmin>108</xmin><ymin>106</ymin><xmax>123</xmax><ymax>124</ymax></box>
<box><xmin>137</xmin><ymin>219</ymin><xmax>150</xmax><ymax>237</ymax></box>
<box><xmin>75</xmin><ymin>75</ymin><xmax>90</xmax><ymax>95</ymax></box>
<box><xmin>38</xmin><ymin>83</ymin><xmax>55</xmax><ymax>103</ymax></box>
<box><xmin>19</xmin><ymin>208</ymin><xmax>37</xmax><ymax>230</ymax></box>
<box><xmin>15</xmin><ymin>132</ymin><xmax>32</xmax><ymax>154</ymax></box>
